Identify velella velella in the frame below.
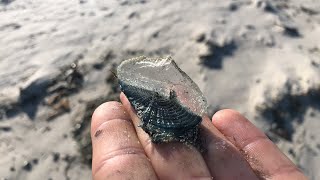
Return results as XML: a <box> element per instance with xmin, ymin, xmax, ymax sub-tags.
<box><xmin>117</xmin><ymin>56</ymin><xmax>207</xmax><ymax>145</ymax></box>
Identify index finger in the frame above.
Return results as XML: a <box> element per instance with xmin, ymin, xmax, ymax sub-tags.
<box><xmin>212</xmin><ymin>109</ymin><xmax>307</xmax><ymax>180</ymax></box>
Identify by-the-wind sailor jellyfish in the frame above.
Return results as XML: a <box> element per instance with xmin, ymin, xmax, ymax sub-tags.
<box><xmin>117</xmin><ymin>56</ymin><xmax>207</xmax><ymax>146</ymax></box>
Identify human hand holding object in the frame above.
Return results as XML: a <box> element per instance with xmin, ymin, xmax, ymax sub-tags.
<box><xmin>90</xmin><ymin>93</ymin><xmax>307</xmax><ymax>180</ymax></box>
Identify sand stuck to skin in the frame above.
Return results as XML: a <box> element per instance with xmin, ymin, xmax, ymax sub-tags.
<box><xmin>0</xmin><ymin>0</ymin><xmax>320</xmax><ymax>179</ymax></box>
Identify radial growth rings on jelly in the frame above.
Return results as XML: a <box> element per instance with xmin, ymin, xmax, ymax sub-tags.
<box><xmin>117</xmin><ymin>56</ymin><xmax>207</xmax><ymax>145</ymax></box>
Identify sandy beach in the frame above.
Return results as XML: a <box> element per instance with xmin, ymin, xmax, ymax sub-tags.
<box><xmin>0</xmin><ymin>0</ymin><xmax>319</xmax><ymax>179</ymax></box>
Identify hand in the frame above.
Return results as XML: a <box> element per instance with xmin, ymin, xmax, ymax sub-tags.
<box><xmin>90</xmin><ymin>93</ymin><xmax>307</xmax><ymax>180</ymax></box>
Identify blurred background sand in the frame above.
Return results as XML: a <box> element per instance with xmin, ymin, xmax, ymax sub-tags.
<box><xmin>0</xmin><ymin>0</ymin><xmax>319</xmax><ymax>179</ymax></box>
